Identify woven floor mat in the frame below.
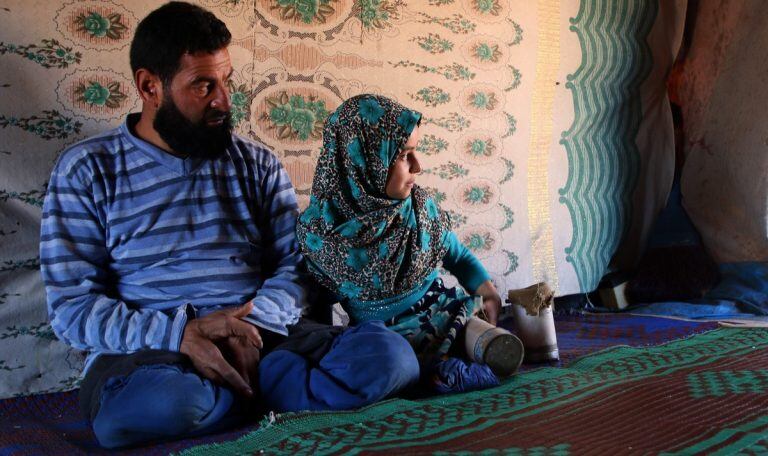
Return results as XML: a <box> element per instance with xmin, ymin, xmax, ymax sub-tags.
<box><xmin>183</xmin><ymin>328</ymin><xmax>768</xmax><ymax>455</ymax></box>
<box><xmin>0</xmin><ymin>314</ymin><xmax>721</xmax><ymax>455</ymax></box>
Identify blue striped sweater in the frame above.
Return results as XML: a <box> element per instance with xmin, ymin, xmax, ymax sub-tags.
<box><xmin>40</xmin><ymin>114</ymin><xmax>307</xmax><ymax>369</ymax></box>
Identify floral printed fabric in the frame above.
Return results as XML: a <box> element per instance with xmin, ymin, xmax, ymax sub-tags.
<box><xmin>386</xmin><ymin>278</ymin><xmax>476</xmax><ymax>359</ymax></box>
<box><xmin>296</xmin><ymin>94</ymin><xmax>450</xmax><ymax>304</ymax></box>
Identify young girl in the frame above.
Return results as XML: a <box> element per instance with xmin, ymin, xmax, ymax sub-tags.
<box><xmin>296</xmin><ymin>94</ymin><xmax>522</xmax><ymax>391</ymax></box>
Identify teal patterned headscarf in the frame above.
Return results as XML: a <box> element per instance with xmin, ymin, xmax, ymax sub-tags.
<box><xmin>296</xmin><ymin>94</ymin><xmax>451</xmax><ymax>303</ymax></box>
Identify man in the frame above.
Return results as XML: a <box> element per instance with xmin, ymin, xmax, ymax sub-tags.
<box><xmin>40</xmin><ymin>2</ymin><xmax>418</xmax><ymax>449</ymax></box>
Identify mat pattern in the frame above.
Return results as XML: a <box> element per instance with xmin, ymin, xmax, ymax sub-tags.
<box><xmin>184</xmin><ymin>328</ymin><xmax>768</xmax><ymax>455</ymax></box>
<box><xmin>0</xmin><ymin>314</ymin><xmax>721</xmax><ymax>455</ymax></box>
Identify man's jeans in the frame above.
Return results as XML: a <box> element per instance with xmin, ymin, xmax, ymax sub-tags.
<box><xmin>84</xmin><ymin>321</ymin><xmax>419</xmax><ymax>449</ymax></box>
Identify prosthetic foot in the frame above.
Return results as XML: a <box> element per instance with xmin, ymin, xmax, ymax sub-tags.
<box><xmin>507</xmin><ymin>282</ymin><xmax>559</xmax><ymax>362</ymax></box>
<box><xmin>464</xmin><ymin>316</ymin><xmax>524</xmax><ymax>378</ymax></box>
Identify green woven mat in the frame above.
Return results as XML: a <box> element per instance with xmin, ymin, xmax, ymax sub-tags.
<box><xmin>180</xmin><ymin>328</ymin><xmax>768</xmax><ymax>455</ymax></box>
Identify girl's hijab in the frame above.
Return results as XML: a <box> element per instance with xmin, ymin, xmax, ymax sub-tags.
<box><xmin>296</xmin><ymin>94</ymin><xmax>450</xmax><ymax>302</ymax></box>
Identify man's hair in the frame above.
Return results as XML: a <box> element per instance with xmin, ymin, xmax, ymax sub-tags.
<box><xmin>130</xmin><ymin>1</ymin><xmax>231</xmax><ymax>85</ymax></box>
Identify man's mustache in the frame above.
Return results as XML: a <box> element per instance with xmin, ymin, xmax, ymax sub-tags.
<box><xmin>204</xmin><ymin>109</ymin><xmax>231</xmax><ymax>124</ymax></box>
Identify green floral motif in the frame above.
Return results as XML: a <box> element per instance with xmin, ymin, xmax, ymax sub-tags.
<box><xmin>74</xmin><ymin>11</ymin><xmax>128</xmax><ymax>39</ymax></box>
<box><xmin>74</xmin><ymin>81</ymin><xmax>128</xmax><ymax>108</ymax></box>
<box><xmin>463</xmin><ymin>232</ymin><xmax>495</xmax><ymax>252</ymax></box>
<box><xmin>0</xmin><ymin>322</ymin><xmax>56</xmax><ymax>341</ymax></box>
<box><xmin>416</xmin><ymin>13</ymin><xmax>476</xmax><ymax>34</ymax></box>
<box><xmin>500</xmin><ymin>203</ymin><xmax>514</xmax><ymax>230</ymax></box>
<box><xmin>0</xmin><ymin>360</ymin><xmax>24</xmax><ymax>372</ymax></box>
<box><xmin>503</xmin><ymin>249</ymin><xmax>519</xmax><ymax>275</ymax></box>
<box><xmin>0</xmin><ymin>293</ymin><xmax>20</xmax><ymax>305</ymax></box>
<box><xmin>417</xmin><ymin>134</ymin><xmax>449</xmax><ymax>156</ymax></box>
<box><xmin>500</xmin><ymin>157</ymin><xmax>515</xmax><ymax>184</ymax></box>
<box><xmin>0</xmin><ymin>110</ymin><xmax>81</xmax><ymax>140</ymax></box>
<box><xmin>0</xmin><ymin>39</ymin><xmax>80</xmax><ymax>69</ymax></box>
<box><xmin>505</xmin><ymin>65</ymin><xmax>522</xmax><ymax>91</ymax></box>
<box><xmin>463</xmin><ymin>184</ymin><xmax>493</xmax><ymax>205</ymax></box>
<box><xmin>391</xmin><ymin>61</ymin><xmax>474</xmax><ymax>81</ymax></box>
<box><xmin>81</xmin><ymin>81</ymin><xmax>108</xmax><ymax>104</ymax></box>
<box><xmin>0</xmin><ymin>188</ymin><xmax>46</xmax><ymax>207</ymax></box>
<box><xmin>357</xmin><ymin>0</ymin><xmax>399</xmax><ymax>29</ymax></box>
<box><xmin>228</xmin><ymin>81</ymin><xmax>257</xmax><ymax>127</ymax></box>
<box><xmin>508</xmin><ymin>20</ymin><xmax>524</xmax><ymax>46</ymax></box>
<box><xmin>469</xmin><ymin>91</ymin><xmax>498</xmax><ymax>111</ymax></box>
<box><xmin>359</xmin><ymin>98</ymin><xmax>385</xmax><ymax>124</ymax></box>
<box><xmin>445</xmin><ymin>209</ymin><xmax>467</xmax><ymax>228</ymax></box>
<box><xmin>411</xmin><ymin>34</ymin><xmax>454</xmax><ymax>54</ymax></box>
<box><xmin>465</xmin><ymin>138</ymin><xmax>495</xmax><ymax>158</ymax></box>
<box><xmin>410</xmin><ymin>86</ymin><xmax>451</xmax><ymax>107</ymax></box>
<box><xmin>424</xmin><ymin>113</ymin><xmax>470</xmax><ymax>132</ymax></box>
<box><xmin>423</xmin><ymin>162</ymin><xmax>468</xmax><ymax>180</ymax></box>
<box><xmin>428</xmin><ymin>0</ymin><xmax>454</xmax><ymax>4</ymax></box>
<box><xmin>473</xmin><ymin>0</ymin><xmax>501</xmax><ymax>15</ymax></box>
<box><xmin>0</xmin><ymin>257</ymin><xmax>40</xmax><ymax>273</ymax></box>
<box><xmin>339</xmin><ymin>281</ymin><xmax>362</xmax><ymax>299</ymax></box>
<box><xmin>262</xmin><ymin>92</ymin><xmax>329</xmax><ymax>141</ymax></box>
<box><xmin>346</xmin><ymin>248</ymin><xmax>370</xmax><ymax>271</ymax></box>
<box><xmin>423</xmin><ymin>187</ymin><xmax>446</xmax><ymax>204</ymax></box>
<box><xmin>305</xmin><ymin>232</ymin><xmax>324</xmax><ymax>251</ymax></box>
<box><xmin>502</xmin><ymin>112</ymin><xmax>517</xmax><ymax>138</ymax></box>
<box><xmin>473</xmin><ymin>42</ymin><xmax>501</xmax><ymax>62</ymax></box>
<box><xmin>83</xmin><ymin>13</ymin><xmax>109</xmax><ymax>36</ymax></box>
<box><xmin>272</xmin><ymin>0</ymin><xmax>336</xmax><ymax>24</ymax></box>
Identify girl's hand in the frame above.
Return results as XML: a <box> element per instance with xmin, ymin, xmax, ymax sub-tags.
<box><xmin>475</xmin><ymin>279</ymin><xmax>502</xmax><ymax>325</ymax></box>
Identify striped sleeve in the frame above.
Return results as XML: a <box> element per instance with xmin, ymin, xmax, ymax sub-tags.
<box><xmin>244</xmin><ymin>157</ymin><xmax>307</xmax><ymax>331</ymax></box>
<box><xmin>40</xmin><ymin>152</ymin><xmax>189</xmax><ymax>355</ymax></box>
<box><xmin>441</xmin><ymin>231</ymin><xmax>491</xmax><ymax>293</ymax></box>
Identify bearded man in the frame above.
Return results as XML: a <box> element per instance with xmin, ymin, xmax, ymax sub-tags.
<box><xmin>40</xmin><ymin>2</ymin><xmax>418</xmax><ymax>448</ymax></box>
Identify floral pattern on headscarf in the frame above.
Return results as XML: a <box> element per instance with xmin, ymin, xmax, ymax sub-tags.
<box><xmin>296</xmin><ymin>94</ymin><xmax>451</xmax><ymax>302</ymax></box>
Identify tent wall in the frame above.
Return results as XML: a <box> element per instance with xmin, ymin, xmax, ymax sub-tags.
<box><xmin>0</xmin><ymin>0</ymin><xmax>683</xmax><ymax>397</ymax></box>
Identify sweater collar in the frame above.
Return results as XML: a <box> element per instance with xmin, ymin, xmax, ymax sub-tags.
<box><xmin>121</xmin><ymin>113</ymin><xmax>206</xmax><ymax>176</ymax></box>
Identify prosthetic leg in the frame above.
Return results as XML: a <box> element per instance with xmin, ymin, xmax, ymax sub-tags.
<box><xmin>507</xmin><ymin>282</ymin><xmax>559</xmax><ymax>362</ymax></box>
<box><xmin>465</xmin><ymin>297</ymin><xmax>525</xmax><ymax>377</ymax></box>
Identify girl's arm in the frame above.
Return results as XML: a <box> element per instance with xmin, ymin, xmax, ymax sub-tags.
<box><xmin>441</xmin><ymin>231</ymin><xmax>502</xmax><ymax>324</ymax></box>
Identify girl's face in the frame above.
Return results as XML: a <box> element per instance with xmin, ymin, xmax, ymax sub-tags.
<box><xmin>385</xmin><ymin>126</ymin><xmax>422</xmax><ymax>200</ymax></box>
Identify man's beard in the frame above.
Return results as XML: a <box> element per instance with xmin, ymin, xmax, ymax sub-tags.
<box><xmin>153</xmin><ymin>95</ymin><xmax>233</xmax><ymax>159</ymax></box>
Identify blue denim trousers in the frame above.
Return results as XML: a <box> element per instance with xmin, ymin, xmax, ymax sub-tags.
<box><xmin>88</xmin><ymin>321</ymin><xmax>419</xmax><ymax>448</ymax></box>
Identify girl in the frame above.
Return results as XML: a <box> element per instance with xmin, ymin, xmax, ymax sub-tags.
<box><xmin>296</xmin><ymin>94</ymin><xmax>522</xmax><ymax>392</ymax></box>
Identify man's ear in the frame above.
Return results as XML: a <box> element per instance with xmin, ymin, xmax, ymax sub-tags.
<box><xmin>135</xmin><ymin>69</ymin><xmax>162</xmax><ymax>108</ymax></box>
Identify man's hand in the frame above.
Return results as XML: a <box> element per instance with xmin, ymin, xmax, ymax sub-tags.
<box><xmin>474</xmin><ymin>280</ymin><xmax>502</xmax><ymax>325</ymax></box>
<box><xmin>180</xmin><ymin>302</ymin><xmax>262</xmax><ymax>397</ymax></box>
<box><xmin>221</xmin><ymin>336</ymin><xmax>261</xmax><ymax>388</ymax></box>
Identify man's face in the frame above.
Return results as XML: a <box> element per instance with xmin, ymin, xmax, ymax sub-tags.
<box><xmin>154</xmin><ymin>48</ymin><xmax>234</xmax><ymax>158</ymax></box>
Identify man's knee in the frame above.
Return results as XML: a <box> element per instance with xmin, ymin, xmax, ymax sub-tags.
<box><xmin>92</xmin><ymin>365</ymin><xmax>232</xmax><ymax>448</ymax></box>
<box><xmin>259</xmin><ymin>350</ymin><xmax>316</xmax><ymax>411</ymax></box>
